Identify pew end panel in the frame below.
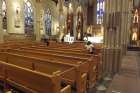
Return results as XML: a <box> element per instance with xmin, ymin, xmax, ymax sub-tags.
<box><xmin>1</xmin><ymin>61</ymin><xmax>70</xmax><ymax>93</ymax></box>
<box><xmin>87</xmin><ymin>56</ymin><xmax>99</xmax><ymax>88</ymax></box>
<box><xmin>75</xmin><ymin>65</ymin><xmax>88</xmax><ymax>93</ymax></box>
<box><xmin>60</xmin><ymin>85</ymin><xmax>71</xmax><ymax>93</ymax></box>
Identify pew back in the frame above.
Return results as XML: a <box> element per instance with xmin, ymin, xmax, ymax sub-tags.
<box><xmin>0</xmin><ymin>61</ymin><xmax>63</xmax><ymax>93</ymax></box>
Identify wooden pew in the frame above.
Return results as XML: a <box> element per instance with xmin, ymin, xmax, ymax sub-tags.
<box><xmin>20</xmin><ymin>46</ymin><xmax>101</xmax><ymax>73</ymax></box>
<box><xmin>0</xmin><ymin>52</ymin><xmax>87</xmax><ymax>93</ymax></box>
<box><xmin>20</xmin><ymin>47</ymin><xmax>92</xmax><ymax>58</ymax></box>
<box><xmin>0</xmin><ymin>61</ymin><xmax>71</xmax><ymax>93</ymax></box>
<box><xmin>0</xmin><ymin>41</ymin><xmax>47</xmax><ymax>49</ymax></box>
<box><xmin>35</xmin><ymin>41</ymin><xmax>85</xmax><ymax>49</ymax></box>
<box><xmin>7</xmin><ymin>49</ymin><xmax>97</xmax><ymax>88</ymax></box>
<box><xmin>29</xmin><ymin>45</ymin><xmax>102</xmax><ymax>55</ymax></box>
<box><xmin>20</xmin><ymin>47</ymin><xmax>101</xmax><ymax>74</ymax></box>
<box><xmin>19</xmin><ymin>47</ymin><xmax>102</xmax><ymax>83</ymax></box>
<box><xmin>27</xmin><ymin>46</ymin><xmax>102</xmax><ymax>76</ymax></box>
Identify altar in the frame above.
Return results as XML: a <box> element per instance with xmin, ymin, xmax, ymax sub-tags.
<box><xmin>64</xmin><ymin>34</ymin><xmax>74</xmax><ymax>43</ymax></box>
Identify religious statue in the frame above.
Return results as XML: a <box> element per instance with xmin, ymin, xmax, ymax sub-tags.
<box><xmin>133</xmin><ymin>9</ymin><xmax>139</xmax><ymax>23</ymax></box>
<box><xmin>77</xmin><ymin>16</ymin><xmax>81</xmax><ymax>40</ymax></box>
<box><xmin>67</xmin><ymin>15</ymin><xmax>71</xmax><ymax>33</ymax></box>
<box><xmin>77</xmin><ymin>29</ymin><xmax>81</xmax><ymax>40</ymax></box>
<box><xmin>132</xmin><ymin>28</ymin><xmax>138</xmax><ymax>41</ymax></box>
<box><xmin>15</xmin><ymin>7</ymin><xmax>20</xmax><ymax>28</ymax></box>
<box><xmin>76</xmin><ymin>11</ymin><xmax>83</xmax><ymax>40</ymax></box>
<box><xmin>67</xmin><ymin>13</ymin><xmax>73</xmax><ymax>36</ymax></box>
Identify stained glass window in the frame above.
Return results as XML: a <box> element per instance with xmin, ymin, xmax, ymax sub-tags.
<box><xmin>2</xmin><ymin>0</ymin><xmax>7</xmax><ymax>30</ymax></box>
<box><xmin>97</xmin><ymin>0</ymin><xmax>105</xmax><ymax>24</ymax></box>
<box><xmin>24</xmin><ymin>0</ymin><xmax>34</xmax><ymax>35</ymax></box>
<box><xmin>44</xmin><ymin>9</ymin><xmax>52</xmax><ymax>36</ymax></box>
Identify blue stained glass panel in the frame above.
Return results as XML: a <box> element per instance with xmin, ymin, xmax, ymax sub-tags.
<box><xmin>97</xmin><ymin>0</ymin><xmax>105</xmax><ymax>24</ymax></box>
<box><xmin>44</xmin><ymin>9</ymin><xmax>52</xmax><ymax>36</ymax></box>
<box><xmin>24</xmin><ymin>0</ymin><xmax>34</xmax><ymax>35</ymax></box>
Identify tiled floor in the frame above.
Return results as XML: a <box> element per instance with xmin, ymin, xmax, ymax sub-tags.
<box><xmin>106</xmin><ymin>51</ymin><xmax>140</xmax><ymax>93</ymax></box>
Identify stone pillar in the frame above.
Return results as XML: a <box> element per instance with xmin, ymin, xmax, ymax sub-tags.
<box><xmin>102</xmin><ymin>0</ymin><xmax>109</xmax><ymax>76</ymax></box>
<box><xmin>35</xmin><ymin>0</ymin><xmax>42</xmax><ymax>41</ymax></box>
<box><xmin>127</xmin><ymin>0</ymin><xmax>133</xmax><ymax>45</ymax></box>
<box><xmin>0</xmin><ymin>0</ymin><xmax>4</xmax><ymax>43</ymax></box>
<box><xmin>73</xmin><ymin>13</ymin><xmax>77</xmax><ymax>40</ymax></box>
<box><xmin>103</xmin><ymin>0</ymin><xmax>123</xmax><ymax>77</ymax></box>
<box><xmin>83</xmin><ymin>5</ymin><xmax>87</xmax><ymax>34</ymax></box>
<box><xmin>73</xmin><ymin>0</ymin><xmax>78</xmax><ymax>40</ymax></box>
<box><xmin>93</xmin><ymin>0</ymin><xmax>97</xmax><ymax>25</ymax></box>
<box><xmin>58</xmin><ymin>0</ymin><xmax>64</xmax><ymax>42</ymax></box>
<box><xmin>121</xmin><ymin>0</ymin><xmax>125</xmax><ymax>55</ymax></box>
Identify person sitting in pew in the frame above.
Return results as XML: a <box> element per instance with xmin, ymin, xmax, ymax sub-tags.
<box><xmin>42</xmin><ymin>35</ymin><xmax>50</xmax><ymax>46</ymax></box>
<box><xmin>85</xmin><ymin>41</ymin><xmax>95</xmax><ymax>54</ymax></box>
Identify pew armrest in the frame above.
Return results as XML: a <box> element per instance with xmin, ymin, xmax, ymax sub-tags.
<box><xmin>60</xmin><ymin>85</ymin><xmax>71</xmax><ymax>93</ymax></box>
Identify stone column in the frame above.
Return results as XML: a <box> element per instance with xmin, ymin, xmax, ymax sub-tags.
<box><xmin>35</xmin><ymin>0</ymin><xmax>42</xmax><ymax>41</ymax></box>
<box><xmin>105</xmin><ymin>0</ymin><xmax>114</xmax><ymax>76</ymax></box>
<box><xmin>121</xmin><ymin>0</ymin><xmax>126</xmax><ymax>55</ymax></box>
<box><xmin>102</xmin><ymin>0</ymin><xmax>109</xmax><ymax>76</ymax></box>
<box><xmin>127</xmin><ymin>0</ymin><xmax>133</xmax><ymax>45</ymax></box>
<box><xmin>83</xmin><ymin>5</ymin><xmax>87</xmax><ymax>35</ymax></box>
<box><xmin>0</xmin><ymin>0</ymin><xmax>4</xmax><ymax>43</ymax></box>
<box><xmin>58</xmin><ymin>0</ymin><xmax>64</xmax><ymax>42</ymax></box>
<box><xmin>103</xmin><ymin>0</ymin><xmax>122</xmax><ymax>77</ymax></box>
<box><xmin>73</xmin><ymin>0</ymin><xmax>78</xmax><ymax>40</ymax></box>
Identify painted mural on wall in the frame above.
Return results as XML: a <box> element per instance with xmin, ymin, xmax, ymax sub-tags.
<box><xmin>44</xmin><ymin>9</ymin><xmax>52</xmax><ymax>36</ymax></box>
<box><xmin>24</xmin><ymin>0</ymin><xmax>34</xmax><ymax>35</ymax></box>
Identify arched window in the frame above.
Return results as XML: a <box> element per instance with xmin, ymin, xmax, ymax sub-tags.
<box><xmin>97</xmin><ymin>0</ymin><xmax>105</xmax><ymax>24</ymax></box>
<box><xmin>44</xmin><ymin>9</ymin><xmax>52</xmax><ymax>36</ymax></box>
<box><xmin>24</xmin><ymin>0</ymin><xmax>34</xmax><ymax>35</ymax></box>
<box><xmin>2</xmin><ymin>0</ymin><xmax>7</xmax><ymax>30</ymax></box>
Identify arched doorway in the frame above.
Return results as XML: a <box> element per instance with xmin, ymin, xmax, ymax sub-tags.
<box><xmin>2</xmin><ymin>0</ymin><xmax>7</xmax><ymax>32</ymax></box>
<box><xmin>44</xmin><ymin>9</ymin><xmax>52</xmax><ymax>36</ymax></box>
<box><xmin>24</xmin><ymin>0</ymin><xmax>34</xmax><ymax>36</ymax></box>
<box><xmin>76</xmin><ymin>6</ymin><xmax>83</xmax><ymax>40</ymax></box>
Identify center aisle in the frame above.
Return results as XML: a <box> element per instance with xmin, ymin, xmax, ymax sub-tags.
<box><xmin>106</xmin><ymin>51</ymin><xmax>140</xmax><ymax>93</ymax></box>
